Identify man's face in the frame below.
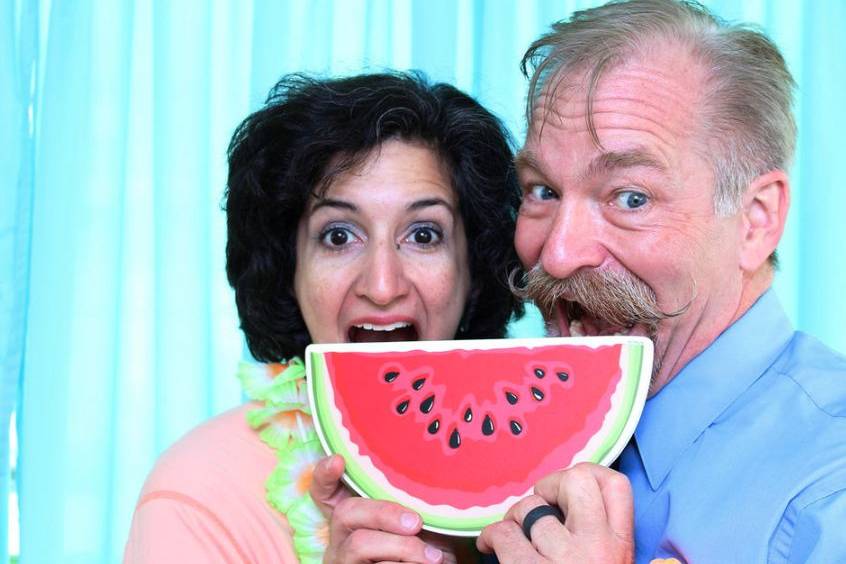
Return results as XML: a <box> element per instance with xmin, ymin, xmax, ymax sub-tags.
<box><xmin>515</xmin><ymin>50</ymin><xmax>747</xmax><ymax>393</ymax></box>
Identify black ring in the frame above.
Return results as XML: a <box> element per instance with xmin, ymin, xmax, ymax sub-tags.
<box><xmin>521</xmin><ymin>504</ymin><xmax>565</xmax><ymax>542</ymax></box>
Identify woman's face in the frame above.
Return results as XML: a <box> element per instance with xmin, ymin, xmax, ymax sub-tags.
<box><xmin>294</xmin><ymin>140</ymin><xmax>471</xmax><ymax>344</ymax></box>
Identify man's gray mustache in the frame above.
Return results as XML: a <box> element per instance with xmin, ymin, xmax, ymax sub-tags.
<box><xmin>510</xmin><ymin>264</ymin><xmax>688</xmax><ymax>331</ymax></box>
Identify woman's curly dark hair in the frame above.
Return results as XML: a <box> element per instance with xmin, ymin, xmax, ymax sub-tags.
<box><xmin>225</xmin><ymin>72</ymin><xmax>524</xmax><ymax>362</ymax></box>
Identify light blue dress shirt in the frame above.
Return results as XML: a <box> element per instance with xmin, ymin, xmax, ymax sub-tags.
<box><xmin>619</xmin><ymin>290</ymin><xmax>846</xmax><ymax>563</ymax></box>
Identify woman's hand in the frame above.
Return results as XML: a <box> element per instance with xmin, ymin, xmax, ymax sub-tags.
<box><xmin>310</xmin><ymin>455</ymin><xmax>449</xmax><ymax>563</ymax></box>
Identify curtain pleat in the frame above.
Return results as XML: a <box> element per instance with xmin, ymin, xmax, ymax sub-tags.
<box><xmin>4</xmin><ymin>1</ymin><xmax>844</xmax><ymax>562</ymax></box>
<box><xmin>2</xmin><ymin>1</ymin><xmax>39</xmax><ymax>562</ymax></box>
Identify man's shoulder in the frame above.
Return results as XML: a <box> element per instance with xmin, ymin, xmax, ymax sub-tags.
<box><xmin>774</xmin><ymin>332</ymin><xmax>846</xmax><ymax>417</ymax></box>
<box><xmin>139</xmin><ymin>402</ymin><xmax>275</xmax><ymax>499</ymax></box>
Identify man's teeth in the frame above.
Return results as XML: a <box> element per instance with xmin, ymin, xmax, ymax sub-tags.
<box><xmin>569</xmin><ymin>319</ymin><xmax>585</xmax><ymax>337</ymax></box>
<box><xmin>354</xmin><ymin>321</ymin><xmax>412</xmax><ymax>332</ymax></box>
<box><xmin>545</xmin><ymin>320</ymin><xmax>562</xmax><ymax>338</ymax></box>
<box><xmin>568</xmin><ymin>318</ymin><xmax>628</xmax><ymax>337</ymax></box>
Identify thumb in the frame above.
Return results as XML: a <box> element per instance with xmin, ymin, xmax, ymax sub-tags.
<box><xmin>309</xmin><ymin>454</ymin><xmax>349</xmax><ymax>518</ymax></box>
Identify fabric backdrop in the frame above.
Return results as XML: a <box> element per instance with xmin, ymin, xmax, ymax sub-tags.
<box><xmin>2</xmin><ymin>1</ymin><xmax>844</xmax><ymax>562</ymax></box>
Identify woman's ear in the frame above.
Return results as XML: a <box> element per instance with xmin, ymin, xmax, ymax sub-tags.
<box><xmin>739</xmin><ymin>170</ymin><xmax>790</xmax><ymax>273</ymax></box>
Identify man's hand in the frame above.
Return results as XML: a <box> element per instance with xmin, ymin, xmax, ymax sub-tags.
<box><xmin>310</xmin><ymin>454</ymin><xmax>448</xmax><ymax>563</ymax></box>
<box><xmin>477</xmin><ymin>462</ymin><xmax>634</xmax><ymax>563</ymax></box>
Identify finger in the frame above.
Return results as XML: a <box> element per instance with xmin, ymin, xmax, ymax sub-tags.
<box><xmin>506</xmin><ymin>495</ymin><xmax>570</xmax><ymax>558</ymax></box>
<box><xmin>536</xmin><ymin>463</ymin><xmax>633</xmax><ymax>539</ymax></box>
<box><xmin>310</xmin><ymin>454</ymin><xmax>348</xmax><ymax>517</ymax></box>
<box><xmin>331</xmin><ymin>496</ymin><xmax>423</xmax><ymax>537</ymax></box>
<box><xmin>589</xmin><ymin>466</ymin><xmax>634</xmax><ymax>542</ymax></box>
<box><xmin>476</xmin><ymin>519</ymin><xmax>538</xmax><ymax>558</ymax></box>
<box><xmin>419</xmin><ymin>531</ymin><xmax>476</xmax><ymax>564</ymax></box>
<box><xmin>338</xmin><ymin>529</ymin><xmax>444</xmax><ymax>564</ymax></box>
<box><xmin>534</xmin><ymin>463</ymin><xmax>609</xmax><ymax>533</ymax></box>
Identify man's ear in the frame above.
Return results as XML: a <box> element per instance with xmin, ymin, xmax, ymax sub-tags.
<box><xmin>739</xmin><ymin>170</ymin><xmax>790</xmax><ymax>272</ymax></box>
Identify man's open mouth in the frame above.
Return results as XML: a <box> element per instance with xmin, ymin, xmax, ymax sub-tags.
<box><xmin>348</xmin><ymin>321</ymin><xmax>419</xmax><ymax>343</ymax></box>
<box><xmin>552</xmin><ymin>300</ymin><xmax>645</xmax><ymax>338</ymax></box>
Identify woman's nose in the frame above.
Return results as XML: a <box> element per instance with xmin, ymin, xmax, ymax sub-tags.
<box><xmin>354</xmin><ymin>241</ymin><xmax>411</xmax><ymax>306</ymax></box>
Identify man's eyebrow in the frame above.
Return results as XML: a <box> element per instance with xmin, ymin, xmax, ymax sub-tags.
<box><xmin>310</xmin><ymin>198</ymin><xmax>357</xmax><ymax>213</ymax></box>
<box><xmin>408</xmin><ymin>197</ymin><xmax>454</xmax><ymax>213</ymax></box>
<box><xmin>514</xmin><ymin>150</ymin><xmax>540</xmax><ymax>172</ymax></box>
<box><xmin>587</xmin><ymin>149</ymin><xmax>667</xmax><ymax>177</ymax></box>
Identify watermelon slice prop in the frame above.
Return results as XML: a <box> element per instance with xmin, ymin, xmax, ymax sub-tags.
<box><xmin>306</xmin><ymin>336</ymin><xmax>652</xmax><ymax>536</ymax></box>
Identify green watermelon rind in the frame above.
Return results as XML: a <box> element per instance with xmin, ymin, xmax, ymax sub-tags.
<box><xmin>309</xmin><ymin>339</ymin><xmax>649</xmax><ymax>535</ymax></box>
<box><xmin>588</xmin><ymin>342</ymin><xmax>643</xmax><ymax>466</ymax></box>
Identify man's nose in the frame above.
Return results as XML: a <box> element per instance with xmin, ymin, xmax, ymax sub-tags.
<box><xmin>539</xmin><ymin>203</ymin><xmax>607</xmax><ymax>279</ymax></box>
<box><xmin>354</xmin><ymin>240</ymin><xmax>411</xmax><ymax>306</ymax></box>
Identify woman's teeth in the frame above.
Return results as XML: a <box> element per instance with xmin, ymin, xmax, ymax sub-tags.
<box><xmin>353</xmin><ymin>321</ymin><xmax>412</xmax><ymax>331</ymax></box>
<box><xmin>348</xmin><ymin>321</ymin><xmax>419</xmax><ymax>343</ymax></box>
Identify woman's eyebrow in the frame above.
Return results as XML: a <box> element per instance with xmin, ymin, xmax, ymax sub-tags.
<box><xmin>310</xmin><ymin>198</ymin><xmax>357</xmax><ymax>213</ymax></box>
<box><xmin>408</xmin><ymin>198</ymin><xmax>454</xmax><ymax>213</ymax></box>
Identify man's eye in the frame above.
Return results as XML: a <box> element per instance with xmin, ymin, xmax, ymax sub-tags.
<box><xmin>614</xmin><ymin>190</ymin><xmax>649</xmax><ymax>210</ymax></box>
<box><xmin>527</xmin><ymin>185</ymin><xmax>558</xmax><ymax>201</ymax></box>
<box><xmin>406</xmin><ymin>226</ymin><xmax>442</xmax><ymax>246</ymax></box>
<box><xmin>321</xmin><ymin>227</ymin><xmax>355</xmax><ymax>247</ymax></box>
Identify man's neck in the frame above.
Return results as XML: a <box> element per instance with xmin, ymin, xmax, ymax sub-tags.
<box><xmin>649</xmin><ymin>266</ymin><xmax>774</xmax><ymax>396</ymax></box>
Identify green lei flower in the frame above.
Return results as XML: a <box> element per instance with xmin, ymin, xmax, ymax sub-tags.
<box><xmin>238</xmin><ymin>358</ymin><xmax>328</xmax><ymax>563</ymax></box>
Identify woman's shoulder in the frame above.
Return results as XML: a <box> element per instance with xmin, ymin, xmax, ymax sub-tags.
<box><xmin>140</xmin><ymin>402</ymin><xmax>275</xmax><ymax>498</ymax></box>
<box><xmin>126</xmin><ymin>403</ymin><xmax>298</xmax><ymax>562</ymax></box>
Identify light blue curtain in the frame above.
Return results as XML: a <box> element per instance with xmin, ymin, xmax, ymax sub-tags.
<box><xmin>3</xmin><ymin>1</ymin><xmax>844</xmax><ymax>562</ymax></box>
<box><xmin>2</xmin><ymin>1</ymin><xmax>37</xmax><ymax>562</ymax></box>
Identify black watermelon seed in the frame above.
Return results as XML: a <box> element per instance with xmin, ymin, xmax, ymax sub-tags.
<box><xmin>449</xmin><ymin>429</ymin><xmax>461</xmax><ymax>449</ymax></box>
<box><xmin>531</xmin><ymin>387</ymin><xmax>544</xmax><ymax>401</ymax></box>
<box><xmin>534</xmin><ymin>368</ymin><xmax>545</xmax><ymax>379</ymax></box>
<box><xmin>510</xmin><ymin>420</ymin><xmax>523</xmax><ymax>435</ymax></box>
<box><xmin>384</xmin><ymin>371</ymin><xmax>399</xmax><ymax>383</ymax></box>
<box><xmin>464</xmin><ymin>408</ymin><xmax>473</xmax><ymax>422</ymax></box>
<box><xmin>412</xmin><ymin>377</ymin><xmax>426</xmax><ymax>391</ymax></box>
<box><xmin>420</xmin><ymin>395</ymin><xmax>435</xmax><ymax>414</ymax></box>
<box><xmin>557</xmin><ymin>371</ymin><xmax>569</xmax><ymax>382</ymax></box>
<box><xmin>427</xmin><ymin>419</ymin><xmax>440</xmax><ymax>434</ymax></box>
<box><xmin>396</xmin><ymin>400</ymin><xmax>409</xmax><ymax>415</ymax></box>
<box><xmin>482</xmin><ymin>415</ymin><xmax>495</xmax><ymax>436</ymax></box>
<box><xmin>505</xmin><ymin>391</ymin><xmax>518</xmax><ymax>405</ymax></box>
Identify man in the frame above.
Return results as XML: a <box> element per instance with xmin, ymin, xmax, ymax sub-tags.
<box><xmin>477</xmin><ymin>0</ymin><xmax>846</xmax><ymax>562</ymax></box>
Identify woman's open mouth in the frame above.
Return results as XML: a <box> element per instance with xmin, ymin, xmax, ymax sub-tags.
<box><xmin>348</xmin><ymin>321</ymin><xmax>419</xmax><ymax>343</ymax></box>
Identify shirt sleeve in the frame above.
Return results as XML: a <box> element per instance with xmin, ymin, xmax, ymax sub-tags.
<box><xmin>769</xmin><ymin>488</ymin><xmax>846</xmax><ymax>563</ymax></box>
<box><xmin>124</xmin><ymin>491</ymin><xmax>255</xmax><ymax>564</ymax></box>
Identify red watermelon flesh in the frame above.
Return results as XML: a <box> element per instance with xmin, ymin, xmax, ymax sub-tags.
<box><xmin>321</xmin><ymin>343</ymin><xmax>624</xmax><ymax>508</ymax></box>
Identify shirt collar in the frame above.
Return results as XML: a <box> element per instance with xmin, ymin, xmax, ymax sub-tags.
<box><xmin>633</xmin><ymin>289</ymin><xmax>795</xmax><ymax>490</ymax></box>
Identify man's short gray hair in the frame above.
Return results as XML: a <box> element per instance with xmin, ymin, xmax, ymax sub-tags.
<box><xmin>522</xmin><ymin>0</ymin><xmax>796</xmax><ymax>217</ymax></box>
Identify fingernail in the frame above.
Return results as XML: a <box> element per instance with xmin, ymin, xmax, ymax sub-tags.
<box><xmin>424</xmin><ymin>544</ymin><xmax>443</xmax><ymax>562</ymax></box>
<box><xmin>400</xmin><ymin>512</ymin><xmax>419</xmax><ymax>531</ymax></box>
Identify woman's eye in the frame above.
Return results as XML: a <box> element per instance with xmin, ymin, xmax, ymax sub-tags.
<box><xmin>614</xmin><ymin>190</ymin><xmax>649</xmax><ymax>210</ymax></box>
<box><xmin>321</xmin><ymin>227</ymin><xmax>356</xmax><ymax>248</ymax></box>
<box><xmin>528</xmin><ymin>185</ymin><xmax>558</xmax><ymax>201</ymax></box>
<box><xmin>406</xmin><ymin>226</ymin><xmax>442</xmax><ymax>246</ymax></box>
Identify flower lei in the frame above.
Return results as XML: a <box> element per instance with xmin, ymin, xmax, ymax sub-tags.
<box><xmin>238</xmin><ymin>358</ymin><xmax>328</xmax><ymax>564</ymax></box>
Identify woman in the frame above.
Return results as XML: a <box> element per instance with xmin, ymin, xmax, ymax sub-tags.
<box><xmin>125</xmin><ymin>72</ymin><xmax>523</xmax><ymax>563</ymax></box>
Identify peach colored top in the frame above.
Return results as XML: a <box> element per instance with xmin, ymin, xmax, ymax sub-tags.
<box><xmin>124</xmin><ymin>403</ymin><xmax>299</xmax><ymax>563</ymax></box>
